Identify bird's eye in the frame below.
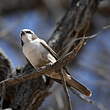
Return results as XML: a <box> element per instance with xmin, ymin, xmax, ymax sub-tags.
<box><xmin>25</xmin><ymin>31</ymin><xmax>33</xmax><ymax>34</ymax></box>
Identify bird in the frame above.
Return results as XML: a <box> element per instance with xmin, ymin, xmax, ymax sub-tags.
<box><xmin>20</xmin><ymin>29</ymin><xmax>92</xmax><ymax>97</ymax></box>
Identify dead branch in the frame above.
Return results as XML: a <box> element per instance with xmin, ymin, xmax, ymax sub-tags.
<box><xmin>0</xmin><ymin>49</ymin><xmax>77</xmax><ymax>89</ymax></box>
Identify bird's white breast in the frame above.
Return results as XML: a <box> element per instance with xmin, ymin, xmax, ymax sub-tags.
<box><xmin>23</xmin><ymin>39</ymin><xmax>56</xmax><ymax>67</ymax></box>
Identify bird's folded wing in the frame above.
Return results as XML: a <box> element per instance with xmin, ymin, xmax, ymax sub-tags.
<box><xmin>40</xmin><ymin>40</ymin><xmax>58</xmax><ymax>59</ymax></box>
<box><xmin>40</xmin><ymin>39</ymin><xmax>92</xmax><ymax>96</ymax></box>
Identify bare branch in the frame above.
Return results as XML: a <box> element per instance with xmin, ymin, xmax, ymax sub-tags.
<box><xmin>0</xmin><ymin>49</ymin><xmax>77</xmax><ymax>90</ymax></box>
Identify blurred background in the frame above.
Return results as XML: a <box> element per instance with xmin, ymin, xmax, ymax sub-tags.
<box><xmin>0</xmin><ymin>0</ymin><xmax>110</xmax><ymax>110</ymax></box>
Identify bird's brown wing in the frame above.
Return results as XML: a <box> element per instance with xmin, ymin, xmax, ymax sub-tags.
<box><xmin>48</xmin><ymin>71</ymin><xmax>92</xmax><ymax>96</ymax></box>
<box><xmin>40</xmin><ymin>39</ymin><xmax>92</xmax><ymax>96</ymax></box>
<box><xmin>40</xmin><ymin>40</ymin><xmax>58</xmax><ymax>59</ymax></box>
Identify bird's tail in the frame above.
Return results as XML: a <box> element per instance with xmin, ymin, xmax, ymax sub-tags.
<box><xmin>65</xmin><ymin>75</ymin><xmax>92</xmax><ymax>96</ymax></box>
<box><xmin>47</xmin><ymin>71</ymin><xmax>92</xmax><ymax>96</ymax></box>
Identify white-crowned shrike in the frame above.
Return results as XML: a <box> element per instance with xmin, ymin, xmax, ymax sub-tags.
<box><xmin>20</xmin><ymin>29</ymin><xmax>92</xmax><ymax>96</ymax></box>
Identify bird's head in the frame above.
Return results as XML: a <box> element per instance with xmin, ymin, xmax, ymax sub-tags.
<box><xmin>20</xmin><ymin>29</ymin><xmax>37</xmax><ymax>45</ymax></box>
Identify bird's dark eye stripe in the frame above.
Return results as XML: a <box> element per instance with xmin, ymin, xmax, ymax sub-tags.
<box><xmin>25</xmin><ymin>31</ymin><xmax>32</xmax><ymax>34</ymax></box>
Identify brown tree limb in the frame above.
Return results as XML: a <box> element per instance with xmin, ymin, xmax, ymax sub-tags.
<box><xmin>0</xmin><ymin>49</ymin><xmax>77</xmax><ymax>89</ymax></box>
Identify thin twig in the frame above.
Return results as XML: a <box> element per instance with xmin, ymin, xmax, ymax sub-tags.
<box><xmin>73</xmin><ymin>24</ymin><xmax>110</xmax><ymax>42</ymax></box>
<box><xmin>61</xmin><ymin>69</ymin><xmax>72</xmax><ymax>110</ymax></box>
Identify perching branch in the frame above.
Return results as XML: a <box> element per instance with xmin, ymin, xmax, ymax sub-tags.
<box><xmin>0</xmin><ymin>49</ymin><xmax>77</xmax><ymax>90</ymax></box>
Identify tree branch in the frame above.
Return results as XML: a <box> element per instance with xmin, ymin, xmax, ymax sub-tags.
<box><xmin>0</xmin><ymin>49</ymin><xmax>77</xmax><ymax>89</ymax></box>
